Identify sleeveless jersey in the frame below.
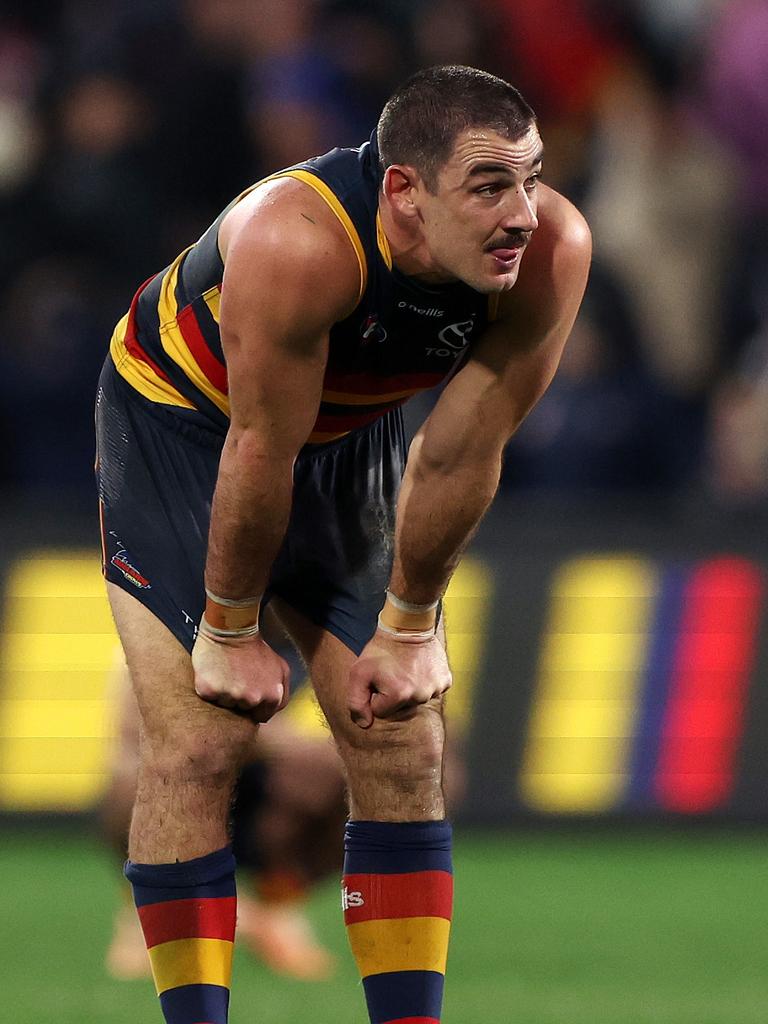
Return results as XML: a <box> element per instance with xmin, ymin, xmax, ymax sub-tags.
<box><xmin>109</xmin><ymin>132</ymin><xmax>499</xmax><ymax>445</ymax></box>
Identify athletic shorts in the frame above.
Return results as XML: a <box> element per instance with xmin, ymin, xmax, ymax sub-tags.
<box><xmin>95</xmin><ymin>358</ymin><xmax>406</xmax><ymax>656</ymax></box>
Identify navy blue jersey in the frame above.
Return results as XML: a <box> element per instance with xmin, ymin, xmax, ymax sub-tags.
<box><xmin>108</xmin><ymin>132</ymin><xmax>497</xmax><ymax>444</ymax></box>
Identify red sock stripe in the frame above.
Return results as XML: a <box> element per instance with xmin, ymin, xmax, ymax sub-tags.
<box><xmin>342</xmin><ymin>871</ymin><xmax>453</xmax><ymax>925</ymax></box>
<box><xmin>137</xmin><ymin>896</ymin><xmax>237</xmax><ymax>948</ymax></box>
<box><xmin>383</xmin><ymin>1018</ymin><xmax>440</xmax><ymax>1023</ymax></box>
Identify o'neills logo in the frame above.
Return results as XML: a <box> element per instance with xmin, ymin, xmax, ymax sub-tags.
<box><xmin>341</xmin><ymin>886</ymin><xmax>365</xmax><ymax>911</ymax></box>
<box><xmin>111</xmin><ymin>550</ymin><xmax>151</xmax><ymax>589</ymax></box>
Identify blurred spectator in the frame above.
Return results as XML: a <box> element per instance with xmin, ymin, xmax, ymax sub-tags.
<box><xmin>583</xmin><ymin>22</ymin><xmax>733</xmax><ymax>398</ymax></box>
<box><xmin>501</xmin><ymin>261</ymin><xmax>705</xmax><ymax>492</ymax></box>
<box><xmin>0</xmin><ymin>258</ymin><xmax>107</xmax><ymax>491</ymax></box>
<box><xmin>699</xmin><ymin>0</ymin><xmax>768</xmax><ymax>502</ymax></box>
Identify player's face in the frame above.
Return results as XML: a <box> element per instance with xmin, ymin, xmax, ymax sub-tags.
<box><xmin>416</xmin><ymin>124</ymin><xmax>543</xmax><ymax>293</ymax></box>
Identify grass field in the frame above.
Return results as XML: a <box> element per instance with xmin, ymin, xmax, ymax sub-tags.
<box><xmin>4</xmin><ymin>826</ymin><xmax>768</xmax><ymax>1024</ymax></box>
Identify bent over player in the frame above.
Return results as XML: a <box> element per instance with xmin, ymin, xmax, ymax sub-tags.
<box><xmin>95</xmin><ymin>65</ymin><xmax>590</xmax><ymax>1024</ymax></box>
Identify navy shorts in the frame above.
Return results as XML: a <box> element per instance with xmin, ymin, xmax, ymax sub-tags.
<box><xmin>95</xmin><ymin>359</ymin><xmax>406</xmax><ymax>655</ymax></box>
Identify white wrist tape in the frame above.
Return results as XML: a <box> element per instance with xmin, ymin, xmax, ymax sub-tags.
<box><xmin>385</xmin><ymin>590</ymin><xmax>440</xmax><ymax>614</ymax></box>
<box><xmin>205</xmin><ymin>588</ymin><xmax>262</xmax><ymax>609</ymax></box>
<box><xmin>199</xmin><ymin>616</ymin><xmax>260</xmax><ymax>643</ymax></box>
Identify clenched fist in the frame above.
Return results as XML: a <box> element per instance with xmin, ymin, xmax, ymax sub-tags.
<box><xmin>347</xmin><ymin>630</ymin><xmax>452</xmax><ymax>729</ymax></box>
<box><xmin>192</xmin><ymin>627</ymin><xmax>290</xmax><ymax>723</ymax></box>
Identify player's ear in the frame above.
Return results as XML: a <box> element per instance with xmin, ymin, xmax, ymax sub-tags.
<box><xmin>382</xmin><ymin>165</ymin><xmax>422</xmax><ymax>219</ymax></box>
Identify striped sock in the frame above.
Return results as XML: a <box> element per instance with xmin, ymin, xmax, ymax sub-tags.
<box><xmin>343</xmin><ymin>820</ymin><xmax>453</xmax><ymax>1024</ymax></box>
<box><xmin>124</xmin><ymin>846</ymin><xmax>237</xmax><ymax>1024</ymax></box>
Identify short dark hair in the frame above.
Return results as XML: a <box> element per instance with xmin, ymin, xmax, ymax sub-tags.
<box><xmin>377</xmin><ymin>65</ymin><xmax>537</xmax><ymax>192</ymax></box>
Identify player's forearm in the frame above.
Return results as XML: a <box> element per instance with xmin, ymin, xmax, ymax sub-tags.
<box><xmin>389</xmin><ymin>434</ymin><xmax>502</xmax><ymax>604</ymax></box>
<box><xmin>204</xmin><ymin>429</ymin><xmax>294</xmax><ymax>601</ymax></box>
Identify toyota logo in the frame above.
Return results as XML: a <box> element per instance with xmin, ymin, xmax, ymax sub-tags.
<box><xmin>437</xmin><ymin>320</ymin><xmax>475</xmax><ymax>349</ymax></box>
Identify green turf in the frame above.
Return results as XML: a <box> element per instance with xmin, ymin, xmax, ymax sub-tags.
<box><xmin>3</xmin><ymin>827</ymin><xmax>768</xmax><ymax>1024</ymax></box>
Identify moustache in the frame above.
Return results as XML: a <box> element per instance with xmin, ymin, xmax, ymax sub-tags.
<box><xmin>486</xmin><ymin>232</ymin><xmax>532</xmax><ymax>251</ymax></box>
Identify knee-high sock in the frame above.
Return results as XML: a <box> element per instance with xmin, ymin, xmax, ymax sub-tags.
<box><xmin>343</xmin><ymin>820</ymin><xmax>453</xmax><ymax>1024</ymax></box>
<box><xmin>125</xmin><ymin>846</ymin><xmax>237</xmax><ymax>1024</ymax></box>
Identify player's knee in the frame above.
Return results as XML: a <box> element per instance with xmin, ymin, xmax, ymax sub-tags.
<box><xmin>141</xmin><ymin>716</ymin><xmax>255</xmax><ymax>784</ymax></box>
<box><xmin>343</xmin><ymin>703</ymin><xmax>444</xmax><ymax>787</ymax></box>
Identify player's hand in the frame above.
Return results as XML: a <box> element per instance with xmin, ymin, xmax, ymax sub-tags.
<box><xmin>347</xmin><ymin>630</ymin><xmax>452</xmax><ymax>729</ymax></box>
<box><xmin>192</xmin><ymin>629</ymin><xmax>290</xmax><ymax>723</ymax></box>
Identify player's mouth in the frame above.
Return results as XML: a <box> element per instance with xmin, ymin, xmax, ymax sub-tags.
<box><xmin>488</xmin><ymin>247</ymin><xmax>522</xmax><ymax>268</ymax></box>
<box><xmin>485</xmin><ymin>232</ymin><xmax>531</xmax><ymax>269</ymax></box>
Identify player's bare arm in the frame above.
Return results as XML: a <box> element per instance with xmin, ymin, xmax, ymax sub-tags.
<box><xmin>393</xmin><ymin>185</ymin><xmax>591</xmax><ymax>599</ymax></box>
<box><xmin>193</xmin><ymin>180</ymin><xmax>360</xmax><ymax>717</ymax></box>
<box><xmin>349</xmin><ymin>187</ymin><xmax>591</xmax><ymax>728</ymax></box>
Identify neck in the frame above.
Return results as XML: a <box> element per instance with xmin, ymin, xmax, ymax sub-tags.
<box><xmin>377</xmin><ymin>193</ymin><xmax>455</xmax><ymax>285</ymax></box>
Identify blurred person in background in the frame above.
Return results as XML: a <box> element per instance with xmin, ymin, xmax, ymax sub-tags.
<box><xmin>501</xmin><ymin>259</ymin><xmax>702</xmax><ymax>492</ymax></box>
<box><xmin>93</xmin><ymin>64</ymin><xmax>590</xmax><ymax>1024</ymax></box>
<box><xmin>579</xmin><ymin>1</ymin><xmax>731</xmax><ymax>412</ymax></box>
<box><xmin>697</xmin><ymin>0</ymin><xmax>768</xmax><ymax>502</ymax></box>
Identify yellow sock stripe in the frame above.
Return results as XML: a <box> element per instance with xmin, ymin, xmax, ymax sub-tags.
<box><xmin>346</xmin><ymin>916</ymin><xmax>450</xmax><ymax>977</ymax></box>
<box><xmin>277</xmin><ymin>169</ymin><xmax>367</xmax><ymax>301</ymax></box>
<box><xmin>147</xmin><ymin>937</ymin><xmax>234</xmax><ymax>995</ymax></box>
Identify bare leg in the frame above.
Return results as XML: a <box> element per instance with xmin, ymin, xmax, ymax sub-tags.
<box><xmin>271</xmin><ymin>598</ymin><xmax>446</xmax><ymax>822</ymax></box>
<box><xmin>107</xmin><ymin>584</ymin><xmax>258</xmax><ymax>862</ymax></box>
<box><xmin>271</xmin><ymin>600</ymin><xmax>452</xmax><ymax>1024</ymax></box>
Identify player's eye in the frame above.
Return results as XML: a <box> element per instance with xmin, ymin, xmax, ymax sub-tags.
<box><xmin>524</xmin><ymin>173</ymin><xmax>541</xmax><ymax>193</ymax></box>
<box><xmin>475</xmin><ymin>183</ymin><xmax>502</xmax><ymax>197</ymax></box>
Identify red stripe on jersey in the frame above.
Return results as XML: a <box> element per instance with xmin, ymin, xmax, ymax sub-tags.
<box><xmin>342</xmin><ymin>871</ymin><xmax>453</xmax><ymax>925</ymax></box>
<box><xmin>177</xmin><ymin>304</ymin><xmax>229</xmax><ymax>394</ymax></box>
<box><xmin>138</xmin><ymin>896</ymin><xmax>237</xmax><ymax>948</ymax></box>
<box><xmin>124</xmin><ymin>276</ymin><xmax>175</xmax><ymax>386</ymax></box>
<box><xmin>323</xmin><ymin>370</ymin><xmax>444</xmax><ymax>394</ymax></box>
<box><xmin>312</xmin><ymin>408</ymin><xmax>394</xmax><ymax>433</ymax></box>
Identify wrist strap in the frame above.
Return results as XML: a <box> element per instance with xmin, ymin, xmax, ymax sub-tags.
<box><xmin>199</xmin><ymin>615</ymin><xmax>260</xmax><ymax>644</ymax></box>
<box><xmin>376</xmin><ymin>616</ymin><xmax>436</xmax><ymax>644</ymax></box>
<box><xmin>205</xmin><ymin>588</ymin><xmax>261</xmax><ymax>609</ymax></box>
<box><xmin>385</xmin><ymin>590</ymin><xmax>439</xmax><ymax>614</ymax></box>
<box><xmin>379</xmin><ymin>590</ymin><xmax>439</xmax><ymax>633</ymax></box>
<box><xmin>204</xmin><ymin>590</ymin><xmax>261</xmax><ymax>632</ymax></box>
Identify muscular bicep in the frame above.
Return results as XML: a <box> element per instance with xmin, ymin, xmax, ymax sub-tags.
<box><xmin>219</xmin><ymin>181</ymin><xmax>360</xmax><ymax>458</ymax></box>
<box><xmin>420</xmin><ymin>188</ymin><xmax>591</xmax><ymax>466</ymax></box>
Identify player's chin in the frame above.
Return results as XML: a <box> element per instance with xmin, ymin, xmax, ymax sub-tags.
<box><xmin>483</xmin><ymin>256</ymin><xmax>522</xmax><ymax>291</ymax></box>
<box><xmin>480</xmin><ymin>266</ymin><xmax>520</xmax><ymax>294</ymax></box>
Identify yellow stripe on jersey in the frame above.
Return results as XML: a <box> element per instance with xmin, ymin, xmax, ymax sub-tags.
<box><xmin>157</xmin><ymin>246</ymin><xmax>192</xmax><ymax>329</ymax></box>
<box><xmin>109</xmin><ymin>313</ymin><xmax>196</xmax><ymax>411</ymax></box>
<box><xmin>321</xmin><ymin>387</ymin><xmax>420</xmax><ymax>406</ymax></box>
<box><xmin>202</xmin><ymin>283</ymin><xmax>221</xmax><ymax>323</ymax></box>
<box><xmin>148</xmin><ymin>937</ymin><xmax>234</xmax><ymax>995</ymax></box>
<box><xmin>346</xmin><ymin>917</ymin><xmax>450</xmax><ymax>977</ymax></box>
<box><xmin>376</xmin><ymin>210</ymin><xmax>393</xmax><ymax>269</ymax></box>
<box><xmin>277</xmin><ymin>169</ymin><xmax>368</xmax><ymax>301</ymax></box>
<box><xmin>156</xmin><ymin>249</ymin><xmax>230</xmax><ymax>415</ymax></box>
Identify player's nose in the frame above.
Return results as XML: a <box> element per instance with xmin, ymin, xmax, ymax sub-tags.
<box><xmin>500</xmin><ymin>188</ymin><xmax>538</xmax><ymax>233</ymax></box>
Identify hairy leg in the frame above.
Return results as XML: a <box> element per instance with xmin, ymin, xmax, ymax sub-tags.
<box><xmin>271</xmin><ymin>599</ymin><xmax>446</xmax><ymax>821</ymax></box>
<box><xmin>271</xmin><ymin>601</ymin><xmax>453</xmax><ymax>1024</ymax></box>
<box><xmin>107</xmin><ymin>584</ymin><xmax>259</xmax><ymax>862</ymax></box>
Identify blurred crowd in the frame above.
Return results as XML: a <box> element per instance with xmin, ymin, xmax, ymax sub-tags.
<box><xmin>0</xmin><ymin>0</ymin><xmax>766</xmax><ymax>503</ymax></box>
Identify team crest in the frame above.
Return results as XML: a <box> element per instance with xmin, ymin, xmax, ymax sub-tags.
<box><xmin>111</xmin><ymin>549</ymin><xmax>151</xmax><ymax>589</ymax></box>
<box><xmin>360</xmin><ymin>313</ymin><xmax>388</xmax><ymax>345</ymax></box>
